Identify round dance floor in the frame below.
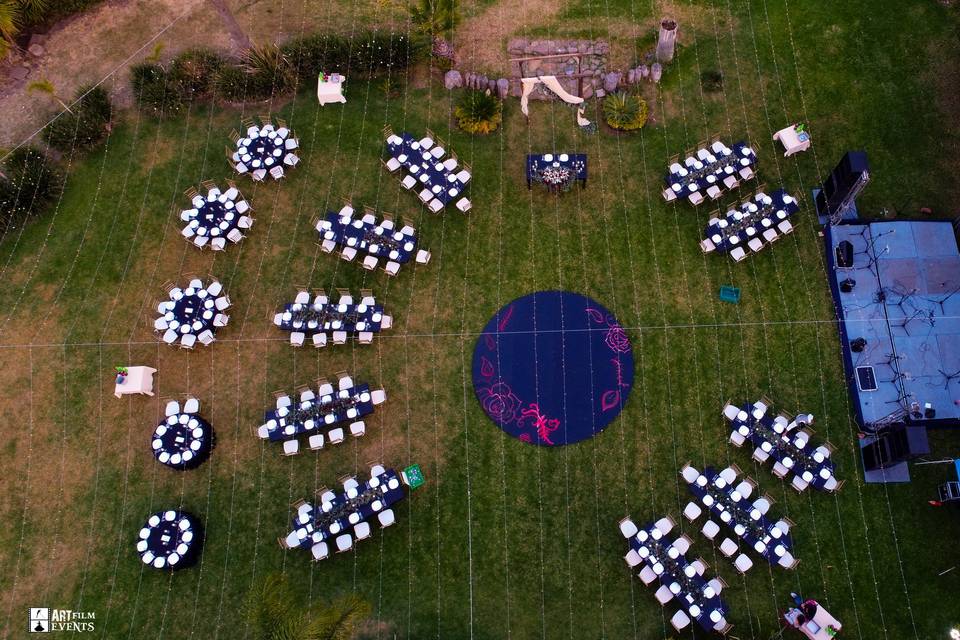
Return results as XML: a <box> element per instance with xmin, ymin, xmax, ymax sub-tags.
<box><xmin>471</xmin><ymin>291</ymin><xmax>634</xmax><ymax>446</ymax></box>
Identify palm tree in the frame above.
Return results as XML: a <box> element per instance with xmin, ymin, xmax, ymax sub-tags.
<box><xmin>408</xmin><ymin>0</ymin><xmax>458</xmax><ymax>39</ymax></box>
<box><xmin>0</xmin><ymin>0</ymin><xmax>49</xmax><ymax>58</ymax></box>
<box><xmin>244</xmin><ymin>573</ymin><xmax>371</xmax><ymax>640</ymax></box>
<box><xmin>26</xmin><ymin>79</ymin><xmax>72</xmax><ymax>113</ymax></box>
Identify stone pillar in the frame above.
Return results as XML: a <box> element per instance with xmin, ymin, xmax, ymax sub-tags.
<box><xmin>656</xmin><ymin>18</ymin><xmax>678</xmax><ymax>63</ymax></box>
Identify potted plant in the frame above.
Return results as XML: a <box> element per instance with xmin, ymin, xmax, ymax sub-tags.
<box><xmin>602</xmin><ymin>91</ymin><xmax>649</xmax><ymax>132</ymax></box>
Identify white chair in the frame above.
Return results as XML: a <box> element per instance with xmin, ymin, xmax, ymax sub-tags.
<box><xmin>670</xmin><ymin>610</ymin><xmax>691</xmax><ymax>632</ymax></box>
<box><xmin>235</xmin><ymin>200</ymin><xmax>250</xmax><ymax>214</ymax></box>
<box><xmin>328</xmin><ymin>428</ymin><xmax>345</xmax><ymax>444</ymax></box>
<box><xmin>358</xmin><ymin>332</ymin><xmax>373</xmax><ymax>344</ymax></box>
<box><xmin>719</xmin><ymin>467</ymin><xmax>737</xmax><ymax>485</ymax></box>
<box><xmin>252</xmin><ymin>168</ymin><xmax>267</xmax><ymax>181</ymax></box>
<box><xmin>824</xmin><ymin>476</ymin><xmax>839</xmax><ymax>492</ymax></box>
<box><xmin>269</xmin><ymin>166</ymin><xmax>285</xmax><ymax>180</ymax></box>
<box><xmin>772</xmin><ymin>462</ymin><xmax>789</xmax><ymax>478</ymax></box>
<box><xmin>427</xmin><ymin>199</ymin><xmax>444</xmax><ymax>213</ymax></box>
<box><xmin>207</xmin><ymin>281</ymin><xmax>222</xmax><ymax>296</ymax></box>
<box><xmin>378</xmin><ymin>508</ymin><xmax>395</xmax><ymax>527</ymax></box>
<box><xmin>778</xmin><ymin>219</ymin><xmax>794</xmax><ymax>234</ymax></box>
<box><xmin>350</xmin><ymin>421</ymin><xmax>365</xmax><ymax>437</ymax></box>
<box><xmin>455</xmin><ymin>169</ymin><xmax>471</xmax><ymax>183</ymax></box>
<box><xmin>257</xmin><ymin>424</ymin><xmax>271</xmax><ymax>439</ymax></box>
<box><xmin>401</xmin><ymin>175</ymin><xmax>417</xmax><ymax>189</ymax></box>
<box><xmin>691</xmin><ymin>558</ymin><xmax>707</xmax><ymax>575</ymax></box>
<box><xmin>654</xmin><ymin>516</ymin><xmax>674</xmax><ymax>536</ymax></box>
<box><xmin>624</xmin><ymin>549</ymin><xmax>641</xmax><ymax>567</ymax></box>
<box><xmin>371</xmin><ymin>389</ymin><xmax>387</xmax><ymax>405</ymax></box>
<box><xmin>700</xmin><ymin>238</ymin><xmax>715</xmax><ymax>253</ymax></box>
<box><xmin>683</xmin><ymin>502</ymin><xmax>702</xmax><ymax>521</ymax></box>
<box><xmin>381</xmin><ymin>315</ymin><xmax>393</xmax><ymax>329</ymax></box>
<box><xmin>673</xmin><ymin>535</ymin><xmax>691</xmax><ymax>555</ymax></box>
<box><xmin>719</xmin><ymin>538</ymin><xmax>738</xmax><ymax>557</ymax></box>
<box><xmin>418</xmin><ymin>137</ymin><xmax>433</xmax><ymax>149</ymax></box>
<box><xmin>276</xmin><ymin>394</ymin><xmax>292</xmax><ymax>409</ymax></box>
<box><xmin>384</xmin><ymin>261</ymin><xmax>400</xmax><ymax>276</ymax></box>
<box><xmin>284</xmin><ymin>138</ymin><xmax>299</xmax><ymax>150</ymax></box>
<box><xmin>165</xmin><ymin>400</ymin><xmax>181</xmax><ymax>417</ymax></box>
<box><xmin>198</xmin><ymin>329</ymin><xmax>215</xmax><ymax>346</ymax></box>
<box><xmin>443</xmin><ymin>157</ymin><xmax>457</xmax><ymax>171</ymax></box>
<box><xmin>707</xmin><ymin>577</ymin><xmax>724</xmax><ymax>595</ymax></box>
<box><xmin>618</xmin><ymin>517</ymin><xmax>638</xmax><ymax>539</ymax></box>
<box><xmin>778</xmin><ymin>550</ymin><xmax>797</xmax><ymax>569</ymax></box>
<box><xmin>332</xmin><ymin>331</ymin><xmax>347</xmax><ymax>344</ymax></box>
<box><xmin>706</xmin><ymin>185</ymin><xmax>722</xmax><ymax>200</ymax></box>
<box><xmin>430</xmin><ymin>146</ymin><xmax>445</xmax><ymax>159</ymax></box>
<box><xmin>154</xmin><ymin>317</ymin><xmax>169</xmax><ymax>332</ymax></box>
<box><xmin>215</xmin><ymin>296</ymin><xmax>231</xmax><ymax>311</ymax></box>
<box><xmin>456</xmin><ymin>197</ymin><xmax>472</xmax><ymax>213</ymax></box>
<box><xmin>283</xmin><ymin>439</ymin><xmax>299</xmax><ymax>455</ymax></box>
<box><xmin>680</xmin><ymin>464</ymin><xmax>700</xmax><ymax>483</ymax></box>
<box><xmin>308</xmin><ymin>433</ymin><xmax>324</xmax><ymax>450</ymax></box>
<box><xmin>162</xmin><ymin>328</ymin><xmax>178</xmax><ymax>344</ymax></box>
<box><xmin>183</xmin><ymin>397</ymin><xmax>199</xmax><ymax>414</ymax></box>
<box><xmin>210</xmin><ymin>237</ymin><xmax>227</xmax><ymax>250</ymax></box>
<box><xmin>752</xmin><ymin>447</ymin><xmax>770</xmax><ymax>463</ymax></box>
<box><xmin>237</xmin><ymin>216</ymin><xmax>253</xmax><ymax>229</ymax></box>
<box><xmin>311</xmin><ymin>542</ymin><xmax>329</xmax><ymax>560</ymax></box>
<box><xmin>416</xmin><ymin>249</ymin><xmax>431</xmax><ymax>264</ymax></box>
<box><xmin>214</xmin><ymin>313</ymin><xmax>229</xmax><ymax>327</ymax></box>
<box><xmin>341</xmin><ymin>247</ymin><xmax>357</xmax><ymax>261</ymax></box>
<box><xmin>688</xmin><ymin>191</ymin><xmax>704</xmax><ymax>205</ymax></box>
<box><xmin>723</xmin><ymin>174</ymin><xmax>739</xmax><ymax>189</ymax></box>
<box><xmin>181</xmin><ymin>226</ymin><xmax>195</xmax><ymax>239</ymax></box>
<box><xmin>338</xmin><ymin>374</ymin><xmax>353</xmax><ymax>390</ymax></box>
<box><xmin>731</xmin><ymin>247</ymin><xmax>747</xmax><ymax>262</ymax></box>
<box><xmin>321</xmin><ymin>239</ymin><xmax>337</xmax><ymax>253</ymax></box>
<box><xmin>418</xmin><ymin>188</ymin><xmax>433</xmax><ymax>203</ymax></box>
<box><xmin>763</xmin><ymin>228</ymin><xmax>779</xmax><ymax>243</ymax></box>
<box><xmin>385</xmin><ymin>157</ymin><xmax>401</xmax><ymax>172</ymax></box>
<box><xmin>654</xmin><ymin>585</ymin><xmax>673</xmax><ymax>605</ymax></box>
<box><xmin>729</xmin><ymin>430</ymin><xmax>746</xmax><ymax>447</ymax></box>
<box><xmin>701</xmin><ymin>520</ymin><xmax>720</xmax><ymax>540</ymax></box>
<box><xmin>193</xmin><ymin>235</ymin><xmax>209</xmax><ymax>248</ymax></box>
<box><xmin>180</xmin><ymin>333</ymin><xmax>196</xmax><ymax>349</ymax></box>
<box><xmin>290</xmin><ymin>332</ymin><xmax>305</xmax><ymax>346</ymax></box>
<box><xmin>335</xmin><ymin>534</ymin><xmax>353</xmax><ymax>552</ymax></box>
<box><xmin>362</xmin><ymin>255</ymin><xmax>378</xmax><ymax>270</ymax></box>
<box><xmin>638</xmin><ymin>565</ymin><xmax>657</xmax><ymax>585</ymax></box>
<box><xmin>312</xmin><ymin>333</ymin><xmax>327</xmax><ymax>348</ymax></box>
<box><xmin>734</xmin><ymin>553</ymin><xmax>754</xmax><ymax>574</ymax></box>
<box><xmin>735</xmin><ymin>481</ymin><xmax>753</xmax><ymax>499</ymax></box>
<box><xmin>354</xmin><ymin>521</ymin><xmax>371</xmax><ymax>541</ymax></box>
<box><xmin>753</xmin><ymin>496</ymin><xmax>771</xmax><ymax>515</ymax></box>
<box><xmin>294</xmin><ymin>290</ymin><xmax>310</xmax><ymax>304</ymax></box>
<box><xmin>791</xmin><ymin>476</ymin><xmax>809</xmax><ymax>492</ymax></box>
<box><xmin>662</xmin><ymin>188</ymin><xmax>677</xmax><ymax>202</ymax></box>
<box><xmin>748</xmin><ymin>237</ymin><xmax>764</xmax><ymax>253</ymax></box>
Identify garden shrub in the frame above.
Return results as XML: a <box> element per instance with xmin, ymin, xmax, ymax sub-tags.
<box><xmin>169</xmin><ymin>48</ymin><xmax>225</xmax><ymax>101</ymax></box>
<box><xmin>282</xmin><ymin>32</ymin><xmax>422</xmax><ymax>79</ymax></box>
<box><xmin>0</xmin><ymin>147</ymin><xmax>63</xmax><ymax>229</ymax></box>
<box><xmin>700</xmin><ymin>70</ymin><xmax>724</xmax><ymax>93</ymax></box>
<box><xmin>41</xmin><ymin>85</ymin><xmax>113</xmax><ymax>151</ymax></box>
<box><xmin>130</xmin><ymin>62</ymin><xmax>183</xmax><ymax>117</ymax></box>
<box><xmin>454</xmin><ymin>89</ymin><xmax>502</xmax><ymax>135</ymax></box>
<box><xmin>602</xmin><ymin>92</ymin><xmax>649</xmax><ymax>131</ymax></box>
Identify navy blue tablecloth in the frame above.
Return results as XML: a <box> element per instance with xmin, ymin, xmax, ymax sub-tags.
<box><xmin>629</xmin><ymin>522</ymin><xmax>729</xmax><ymax>631</ymax></box>
<box><xmin>264</xmin><ymin>384</ymin><xmax>374</xmax><ymax>442</ymax></box>
<box><xmin>386</xmin><ymin>133</ymin><xmax>467</xmax><ymax>205</ymax></box>
<box><xmin>685</xmin><ymin>467</ymin><xmax>794</xmax><ymax>566</ymax></box>
<box><xmin>665</xmin><ymin>141</ymin><xmax>756</xmax><ymax>195</ymax></box>
<box><xmin>526</xmin><ymin>153</ymin><xmax>587</xmax><ymax>188</ymax></box>
<box><xmin>704</xmin><ymin>188</ymin><xmax>800</xmax><ymax>253</ymax></box>
<box><xmin>319</xmin><ymin>211</ymin><xmax>418</xmax><ymax>263</ymax></box>
<box><xmin>290</xmin><ymin>469</ymin><xmax>405</xmax><ymax>546</ymax></box>
<box><xmin>730</xmin><ymin>408</ymin><xmax>837</xmax><ymax>491</ymax></box>
<box><xmin>277</xmin><ymin>300</ymin><xmax>384</xmax><ymax>335</ymax></box>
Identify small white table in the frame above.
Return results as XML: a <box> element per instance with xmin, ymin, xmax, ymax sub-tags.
<box><xmin>773</xmin><ymin>125</ymin><xmax>811</xmax><ymax>157</ymax></box>
<box><xmin>317</xmin><ymin>74</ymin><xmax>346</xmax><ymax>106</ymax></box>
<box><xmin>115</xmin><ymin>366</ymin><xmax>157</xmax><ymax>398</ymax></box>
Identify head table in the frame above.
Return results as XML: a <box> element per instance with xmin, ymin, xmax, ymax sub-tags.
<box><xmin>526</xmin><ymin>153</ymin><xmax>587</xmax><ymax>191</ymax></box>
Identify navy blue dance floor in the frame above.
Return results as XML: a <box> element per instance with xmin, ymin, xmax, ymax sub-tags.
<box><xmin>471</xmin><ymin>291</ymin><xmax>634</xmax><ymax>446</ymax></box>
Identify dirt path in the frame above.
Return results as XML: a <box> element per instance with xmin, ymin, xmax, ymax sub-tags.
<box><xmin>453</xmin><ymin>0</ymin><xmax>564</xmax><ymax>75</ymax></box>
<box><xmin>0</xmin><ymin>0</ymin><xmax>406</xmax><ymax>149</ymax></box>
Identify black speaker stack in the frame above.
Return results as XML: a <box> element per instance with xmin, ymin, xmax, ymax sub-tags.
<box><xmin>815</xmin><ymin>151</ymin><xmax>870</xmax><ymax>223</ymax></box>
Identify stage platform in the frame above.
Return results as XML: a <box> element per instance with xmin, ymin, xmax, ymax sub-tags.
<box><xmin>824</xmin><ymin>220</ymin><xmax>960</xmax><ymax>431</ymax></box>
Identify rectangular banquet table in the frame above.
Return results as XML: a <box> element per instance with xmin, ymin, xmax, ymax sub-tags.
<box><xmin>665</xmin><ymin>141</ymin><xmax>756</xmax><ymax>196</ymax></box>
<box><xmin>264</xmin><ymin>384</ymin><xmax>374</xmax><ymax>442</ymax></box>
<box><xmin>386</xmin><ymin>133</ymin><xmax>467</xmax><ymax>206</ymax></box>
<box><xmin>526</xmin><ymin>153</ymin><xmax>588</xmax><ymax>189</ymax></box>
<box><xmin>731</xmin><ymin>409</ymin><xmax>837</xmax><ymax>491</ymax></box>
<box><xmin>629</xmin><ymin>523</ymin><xmax>729</xmax><ymax>632</ymax></box>
<box><xmin>289</xmin><ymin>469</ymin><xmax>405</xmax><ymax>546</ymax></box>
<box><xmin>319</xmin><ymin>211</ymin><xmax>418</xmax><ymax>263</ymax></box>
<box><xmin>685</xmin><ymin>466</ymin><xmax>794</xmax><ymax>566</ymax></box>
<box><xmin>704</xmin><ymin>188</ymin><xmax>800</xmax><ymax>253</ymax></box>
<box><xmin>277</xmin><ymin>300</ymin><xmax>384</xmax><ymax>335</ymax></box>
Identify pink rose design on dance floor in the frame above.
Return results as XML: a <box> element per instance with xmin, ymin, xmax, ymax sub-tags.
<box><xmin>604</xmin><ymin>325</ymin><xmax>631</xmax><ymax>354</ymax></box>
<box><xmin>478</xmin><ymin>382</ymin><xmax>522</xmax><ymax>425</ymax></box>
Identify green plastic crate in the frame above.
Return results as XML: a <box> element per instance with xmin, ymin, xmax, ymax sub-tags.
<box><xmin>719</xmin><ymin>285</ymin><xmax>741</xmax><ymax>304</ymax></box>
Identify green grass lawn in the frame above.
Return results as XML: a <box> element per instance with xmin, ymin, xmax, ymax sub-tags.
<box><xmin>1</xmin><ymin>0</ymin><xmax>959</xmax><ymax>638</ymax></box>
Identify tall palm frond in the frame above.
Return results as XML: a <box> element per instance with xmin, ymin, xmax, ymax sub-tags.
<box><xmin>408</xmin><ymin>0</ymin><xmax>458</xmax><ymax>38</ymax></box>
<box><xmin>311</xmin><ymin>594</ymin><xmax>372</xmax><ymax>640</ymax></box>
<box><xmin>0</xmin><ymin>1</ymin><xmax>19</xmax><ymax>58</ymax></box>
<box><xmin>244</xmin><ymin>574</ymin><xmax>371</xmax><ymax>640</ymax></box>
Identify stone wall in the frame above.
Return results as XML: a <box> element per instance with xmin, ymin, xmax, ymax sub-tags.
<box><xmin>506</xmin><ymin>38</ymin><xmax>609</xmax><ymax>99</ymax></box>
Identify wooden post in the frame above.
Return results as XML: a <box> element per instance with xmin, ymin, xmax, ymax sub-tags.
<box><xmin>656</xmin><ymin>18</ymin><xmax>678</xmax><ymax>63</ymax></box>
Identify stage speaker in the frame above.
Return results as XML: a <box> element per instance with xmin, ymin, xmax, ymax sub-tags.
<box><xmin>840</xmin><ymin>278</ymin><xmax>856</xmax><ymax>293</ymax></box>
<box><xmin>850</xmin><ymin>337</ymin><xmax>867</xmax><ymax>353</ymax></box>
<box><xmin>836</xmin><ymin>240</ymin><xmax>854</xmax><ymax>267</ymax></box>
<box><xmin>815</xmin><ymin>151</ymin><xmax>870</xmax><ymax>222</ymax></box>
<box><xmin>862</xmin><ymin>424</ymin><xmax>930</xmax><ymax>471</ymax></box>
